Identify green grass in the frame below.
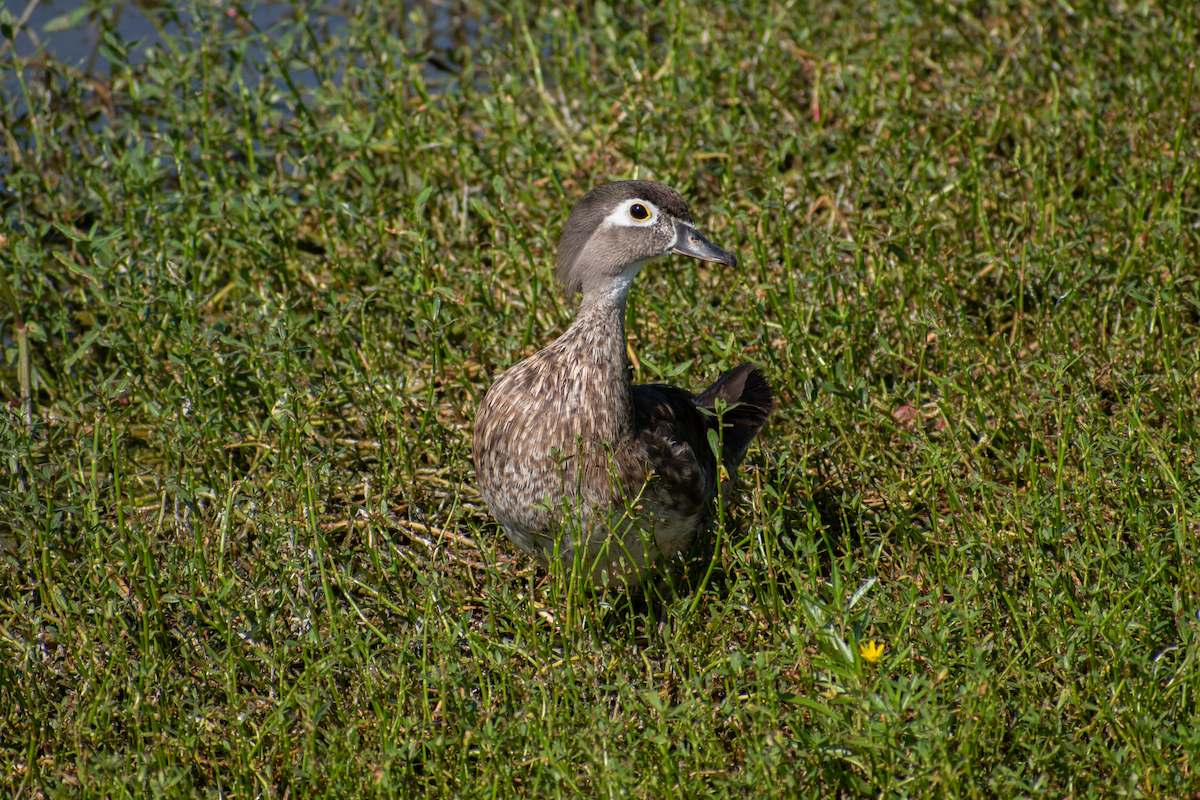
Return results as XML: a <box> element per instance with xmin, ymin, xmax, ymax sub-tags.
<box><xmin>1</xmin><ymin>0</ymin><xmax>1199</xmax><ymax>796</ymax></box>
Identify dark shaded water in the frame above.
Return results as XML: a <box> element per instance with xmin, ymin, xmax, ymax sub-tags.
<box><xmin>2</xmin><ymin>0</ymin><xmax>318</xmax><ymax>69</ymax></box>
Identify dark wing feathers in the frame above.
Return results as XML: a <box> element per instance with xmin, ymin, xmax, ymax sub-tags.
<box><xmin>694</xmin><ymin>363</ymin><xmax>774</xmax><ymax>467</ymax></box>
<box><xmin>631</xmin><ymin>383</ymin><xmax>714</xmax><ymax>516</ymax></box>
<box><xmin>633</xmin><ymin>363</ymin><xmax>773</xmax><ymax>494</ymax></box>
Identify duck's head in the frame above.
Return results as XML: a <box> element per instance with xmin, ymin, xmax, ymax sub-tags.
<box><xmin>555</xmin><ymin>180</ymin><xmax>737</xmax><ymax>302</ymax></box>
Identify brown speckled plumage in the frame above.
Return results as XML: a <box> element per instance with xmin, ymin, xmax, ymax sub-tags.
<box><xmin>473</xmin><ymin>181</ymin><xmax>773</xmax><ymax>586</ymax></box>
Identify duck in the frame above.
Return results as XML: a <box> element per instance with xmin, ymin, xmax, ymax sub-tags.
<box><xmin>473</xmin><ymin>180</ymin><xmax>773</xmax><ymax>588</ymax></box>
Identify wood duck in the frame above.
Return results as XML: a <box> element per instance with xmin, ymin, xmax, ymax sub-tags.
<box><xmin>473</xmin><ymin>181</ymin><xmax>773</xmax><ymax>587</ymax></box>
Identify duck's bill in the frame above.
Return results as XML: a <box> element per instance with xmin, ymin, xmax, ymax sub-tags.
<box><xmin>671</xmin><ymin>219</ymin><xmax>738</xmax><ymax>267</ymax></box>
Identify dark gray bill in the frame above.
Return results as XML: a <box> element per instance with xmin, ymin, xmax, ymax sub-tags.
<box><xmin>671</xmin><ymin>219</ymin><xmax>738</xmax><ymax>267</ymax></box>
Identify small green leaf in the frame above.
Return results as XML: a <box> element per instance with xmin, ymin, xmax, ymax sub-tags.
<box><xmin>44</xmin><ymin>6</ymin><xmax>90</xmax><ymax>34</ymax></box>
<box><xmin>414</xmin><ymin>185</ymin><xmax>434</xmax><ymax>214</ymax></box>
<box><xmin>52</xmin><ymin>222</ymin><xmax>88</xmax><ymax>243</ymax></box>
<box><xmin>64</xmin><ymin>326</ymin><xmax>104</xmax><ymax>369</ymax></box>
<box><xmin>707</xmin><ymin>428</ymin><xmax>721</xmax><ymax>457</ymax></box>
<box><xmin>848</xmin><ymin>577</ymin><xmax>878</xmax><ymax>610</ymax></box>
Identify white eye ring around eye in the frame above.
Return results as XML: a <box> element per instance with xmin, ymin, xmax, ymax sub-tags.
<box><xmin>628</xmin><ymin>203</ymin><xmax>651</xmax><ymax>222</ymax></box>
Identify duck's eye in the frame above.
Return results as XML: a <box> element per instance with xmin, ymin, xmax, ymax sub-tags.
<box><xmin>629</xmin><ymin>203</ymin><xmax>650</xmax><ymax>221</ymax></box>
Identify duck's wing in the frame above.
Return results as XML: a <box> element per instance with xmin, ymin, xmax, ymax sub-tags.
<box><xmin>694</xmin><ymin>363</ymin><xmax>775</xmax><ymax>467</ymax></box>
<box><xmin>631</xmin><ymin>383</ymin><xmax>717</xmax><ymax>517</ymax></box>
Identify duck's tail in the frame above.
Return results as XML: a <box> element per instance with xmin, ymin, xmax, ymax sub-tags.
<box><xmin>695</xmin><ymin>363</ymin><xmax>775</xmax><ymax>466</ymax></box>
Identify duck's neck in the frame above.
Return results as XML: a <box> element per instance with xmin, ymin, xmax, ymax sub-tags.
<box><xmin>565</xmin><ymin>294</ymin><xmax>630</xmax><ymax>383</ymax></box>
<box><xmin>553</xmin><ymin>292</ymin><xmax>635</xmax><ymax>437</ymax></box>
<box><xmin>560</xmin><ymin>263</ymin><xmax>642</xmax><ymax>381</ymax></box>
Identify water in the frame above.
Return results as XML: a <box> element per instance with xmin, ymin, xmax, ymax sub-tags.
<box><xmin>1</xmin><ymin>0</ymin><xmax>306</xmax><ymax>70</ymax></box>
<box><xmin>0</xmin><ymin>1</ymin><xmax>484</xmax><ymax>195</ymax></box>
<box><xmin>2</xmin><ymin>1</ymin><xmax>480</xmax><ymax>84</ymax></box>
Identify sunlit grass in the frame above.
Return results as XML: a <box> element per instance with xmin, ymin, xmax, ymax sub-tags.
<box><xmin>1</xmin><ymin>0</ymin><xmax>1198</xmax><ymax>796</ymax></box>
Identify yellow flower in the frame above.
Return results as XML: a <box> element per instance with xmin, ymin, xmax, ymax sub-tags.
<box><xmin>859</xmin><ymin>640</ymin><xmax>885</xmax><ymax>664</ymax></box>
